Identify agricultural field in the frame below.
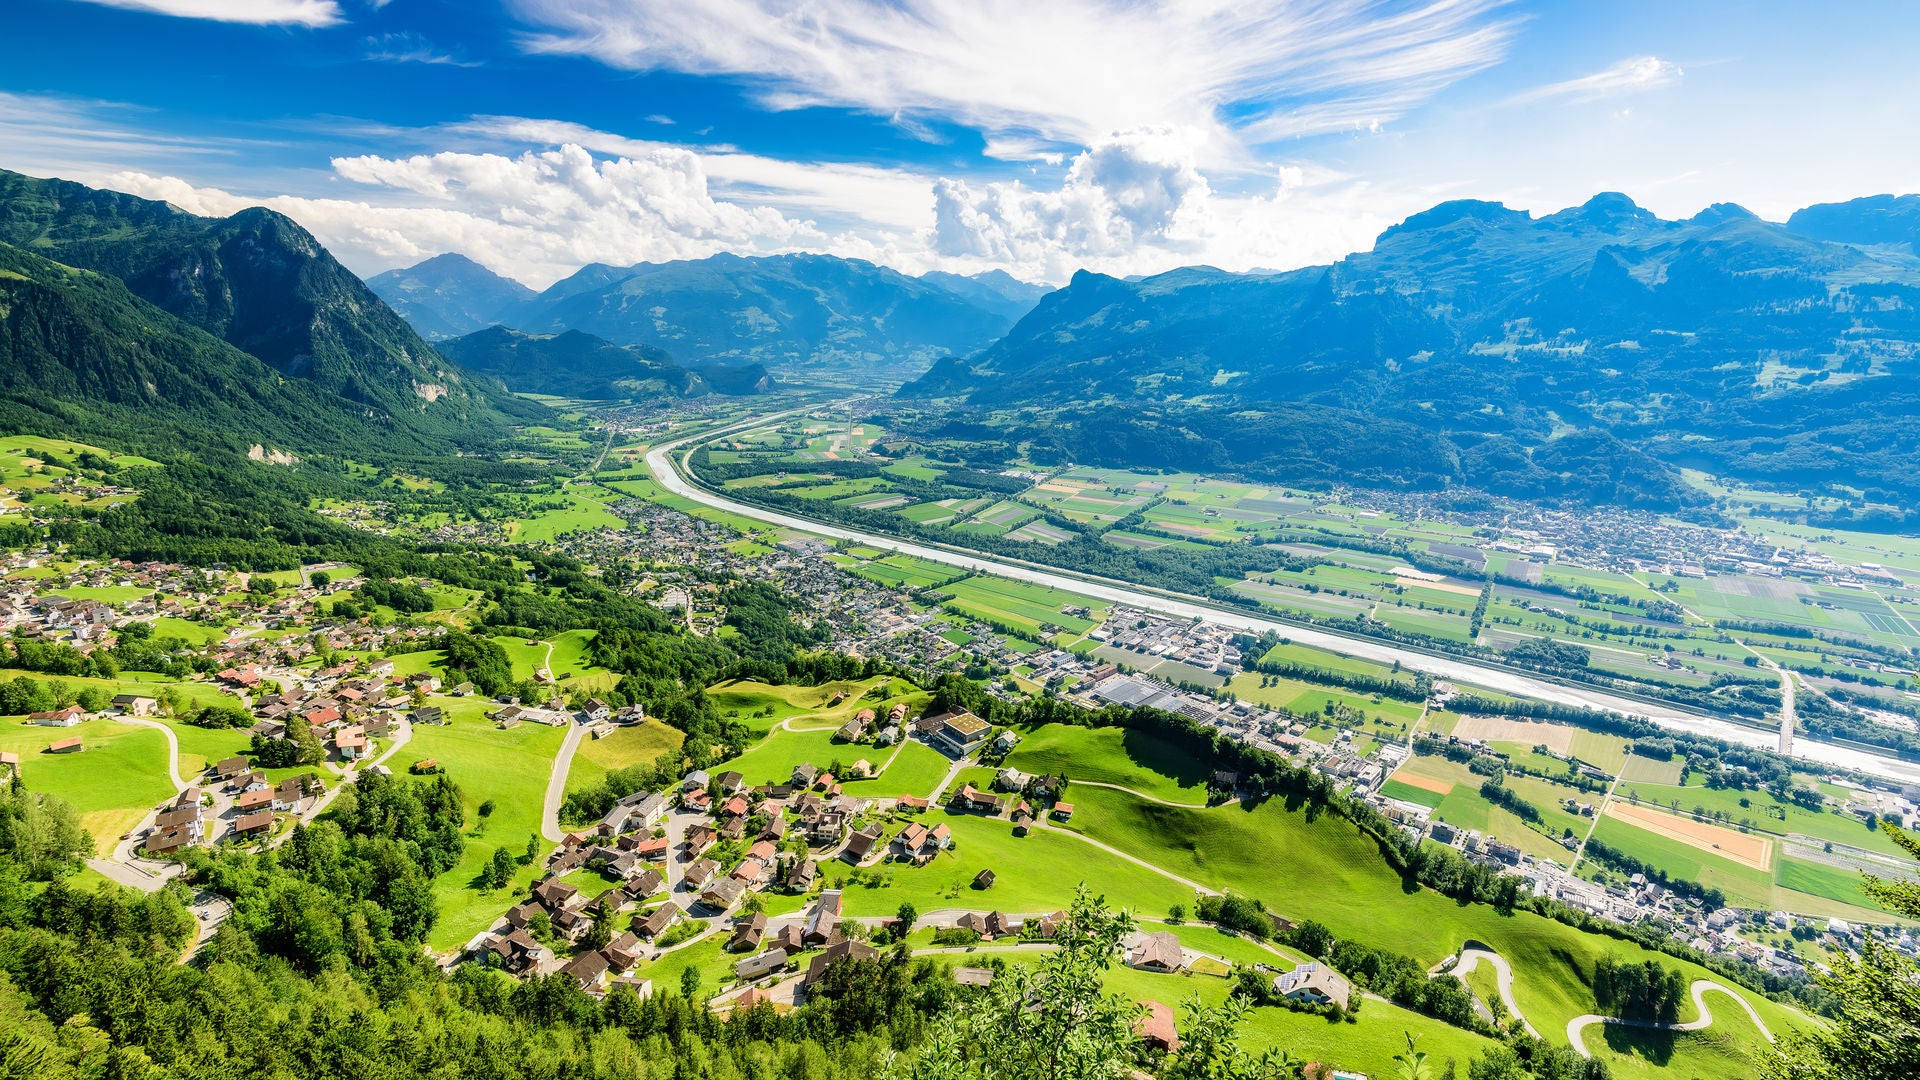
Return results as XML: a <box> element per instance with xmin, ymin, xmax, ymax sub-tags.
<box><xmin>931</xmin><ymin>576</ymin><xmax>1105</xmax><ymax>640</ymax></box>
<box><xmin>0</xmin><ymin>718</ymin><xmax>174</xmax><ymax>852</ymax></box>
<box><xmin>409</xmin><ymin>700</ymin><xmax>568</xmax><ymax>951</ymax></box>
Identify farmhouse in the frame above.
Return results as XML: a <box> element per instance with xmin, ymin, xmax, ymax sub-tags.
<box><xmin>1127</xmin><ymin>931</ymin><xmax>1187</xmax><ymax>973</ymax></box>
<box><xmin>1273</xmin><ymin>962</ymin><xmax>1352</xmax><ymax>1007</ymax></box>
<box><xmin>734</xmin><ymin>948</ymin><xmax>789</xmax><ymax>981</ymax></box>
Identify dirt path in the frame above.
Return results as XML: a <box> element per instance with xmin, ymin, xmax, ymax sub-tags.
<box><xmin>1565</xmin><ymin>979</ymin><xmax>1775</xmax><ymax>1057</ymax></box>
<box><xmin>1063</xmin><ymin>779</ymin><xmax>1230</xmax><ymax>810</ymax></box>
<box><xmin>1569</xmin><ymin>751</ymin><xmax>1631</xmax><ymax>873</ymax></box>
<box><xmin>1037</xmin><ymin>818</ymin><xmax>1220</xmax><ymax>897</ymax></box>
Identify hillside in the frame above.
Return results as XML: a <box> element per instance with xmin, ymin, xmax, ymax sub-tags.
<box><xmin>496</xmin><ymin>251</ymin><xmax>1017</xmax><ymax>373</ymax></box>
<box><xmin>366</xmin><ymin>252</ymin><xmax>537</xmax><ymax>340</ymax></box>
<box><xmin>0</xmin><ymin>241</ymin><xmax>453</xmax><ymax>457</ymax></box>
<box><xmin>0</xmin><ymin>169</ymin><xmax>541</xmax><ymax>440</ymax></box>
<box><xmin>437</xmin><ymin>326</ymin><xmax>771</xmax><ymax>400</ymax></box>
<box><xmin>905</xmin><ymin>193</ymin><xmax>1920</xmax><ymax>504</ymax></box>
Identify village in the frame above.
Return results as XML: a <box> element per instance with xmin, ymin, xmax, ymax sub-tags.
<box><xmin>1</xmin><ymin>484</ymin><xmax>1914</xmax><ymax>1029</ymax></box>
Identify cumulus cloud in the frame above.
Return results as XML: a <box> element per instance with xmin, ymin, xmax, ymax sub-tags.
<box><xmin>70</xmin><ymin>0</ymin><xmax>343</xmax><ymax>27</ymax></box>
<box><xmin>509</xmin><ymin>0</ymin><xmax>1517</xmax><ymax>162</ymax></box>
<box><xmin>1508</xmin><ymin>56</ymin><xmax>1684</xmax><ymax>105</ymax></box>
<box><xmin>107</xmin><ymin>142</ymin><xmax>908</xmax><ymax>288</ymax></box>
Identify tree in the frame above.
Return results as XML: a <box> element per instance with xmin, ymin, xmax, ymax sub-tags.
<box><xmin>1168</xmin><ymin>902</ymin><xmax>1187</xmax><ymax>924</ymax></box>
<box><xmin>524</xmin><ymin>833</ymin><xmax>540</xmax><ymax>865</ymax></box>
<box><xmin>1762</xmin><ymin>820</ymin><xmax>1920</xmax><ymax>1079</ymax></box>
<box><xmin>1392</xmin><ymin>1033</ymin><xmax>1432</xmax><ymax>1080</ymax></box>
<box><xmin>680</xmin><ymin>965</ymin><xmax>702</xmax><ymax>998</ymax></box>
<box><xmin>486</xmin><ymin>846</ymin><xmax>515</xmax><ymax>890</ymax></box>
<box><xmin>897</xmin><ymin>901</ymin><xmax>918</xmax><ymax>935</ymax></box>
<box><xmin>1163</xmin><ymin>993</ymin><xmax>1300</xmax><ymax>1080</ymax></box>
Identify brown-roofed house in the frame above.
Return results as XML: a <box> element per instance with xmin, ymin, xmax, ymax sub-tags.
<box><xmin>1135</xmin><ymin>1000</ymin><xmax>1181</xmax><ymax>1052</ymax></box>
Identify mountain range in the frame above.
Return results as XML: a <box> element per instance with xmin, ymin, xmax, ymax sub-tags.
<box><xmin>436</xmin><ymin>327</ymin><xmax>771</xmax><ymax>400</ymax></box>
<box><xmin>904</xmin><ymin>192</ymin><xmax>1920</xmax><ymax>506</ymax></box>
<box><xmin>367</xmin><ymin>250</ymin><xmax>1046</xmax><ymax>374</ymax></box>
<box><xmin>0</xmin><ymin>169</ymin><xmax>545</xmax><ymax>457</ymax></box>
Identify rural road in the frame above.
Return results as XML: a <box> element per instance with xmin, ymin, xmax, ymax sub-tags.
<box><xmin>1066</xmin><ymin>779</ymin><xmax>1225</xmax><ymax>810</ymax></box>
<box><xmin>1565</xmin><ymin>979</ymin><xmax>1775</xmax><ymax>1057</ymax></box>
<box><xmin>1433</xmin><ymin>947</ymin><xmax>1540</xmax><ymax>1038</ymax></box>
<box><xmin>119</xmin><ymin>715</ymin><xmax>185</xmax><ymax>790</ymax></box>
<box><xmin>541</xmin><ymin>721</ymin><xmax>587</xmax><ymax>843</ymax></box>
<box><xmin>645</xmin><ymin>415</ymin><xmax>1920</xmax><ymax>786</ymax></box>
<box><xmin>1039</xmin><ymin>818</ymin><xmax>1220</xmax><ymax>897</ymax></box>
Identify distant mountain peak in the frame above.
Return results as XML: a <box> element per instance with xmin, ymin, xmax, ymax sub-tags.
<box><xmin>1547</xmin><ymin>191</ymin><xmax>1659</xmax><ymax>231</ymax></box>
<box><xmin>1378</xmin><ymin>199</ymin><xmax>1528</xmax><ymax>243</ymax></box>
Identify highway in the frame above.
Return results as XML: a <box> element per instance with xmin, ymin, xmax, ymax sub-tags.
<box><xmin>644</xmin><ymin>417</ymin><xmax>1920</xmax><ymax>786</ymax></box>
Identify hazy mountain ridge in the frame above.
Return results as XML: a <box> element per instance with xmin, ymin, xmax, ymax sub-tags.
<box><xmin>906</xmin><ymin>192</ymin><xmax>1920</xmax><ymax>502</ymax></box>
<box><xmin>370</xmin><ymin>251</ymin><xmax>1045</xmax><ymax>373</ymax></box>
<box><xmin>367</xmin><ymin>253</ymin><xmax>536</xmax><ymax>340</ymax></box>
<box><xmin>437</xmin><ymin>326</ymin><xmax>772</xmax><ymax>400</ymax></box>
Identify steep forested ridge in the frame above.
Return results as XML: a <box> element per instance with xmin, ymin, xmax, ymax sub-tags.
<box><xmin>0</xmin><ymin>169</ymin><xmax>544</xmax><ymax>445</ymax></box>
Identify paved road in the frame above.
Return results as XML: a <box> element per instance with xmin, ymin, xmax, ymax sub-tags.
<box><xmin>1433</xmin><ymin>947</ymin><xmax>1540</xmax><ymax>1038</ymax></box>
<box><xmin>1565</xmin><ymin>979</ymin><xmax>1775</xmax><ymax>1057</ymax></box>
<box><xmin>646</xmin><ymin>417</ymin><xmax>1920</xmax><ymax>786</ymax></box>
<box><xmin>1568</xmin><ymin>753</ymin><xmax>1631</xmax><ymax>874</ymax></box>
<box><xmin>541</xmin><ymin>722</ymin><xmax>587</xmax><ymax>843</ymax></box>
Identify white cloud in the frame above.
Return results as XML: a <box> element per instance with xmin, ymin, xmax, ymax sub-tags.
<box><xmin>1508</xmin><ymin>56</ymin><xmax>1683</xmax><ymax>106</ymax></box>
<box><xmin>105</xmin><ymin>141</ymin><xmax>916</xmax><ymax>288</ymax></box>
<box><xmin>508</xmin><ymin>0</ymin><xmax>1516</xmax><ymax>164</ymax></box>
<box><xmin>364</xmin><ymin>32</ymin><xmax>479</xmax><ymax>67</ymax></box>
<box><xmin>69</xmin><ymin>0</ymin><xmax>343</xmax><ymax>27</ymax></box>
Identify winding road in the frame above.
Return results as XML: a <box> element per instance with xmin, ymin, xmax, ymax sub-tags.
<box><xmin>1565</xmin><ymin>980</ymin><xmax>1775</xmax><ymax>1057</ymax></box>
<box><xmin>1432</xmin><ymin>946</ymin><xmax>1540</xmax><ymax>1038</ymax></box>
<box><xmin>644</xmin><ymin>415</ymin><xmax>1920</xmax><ymax>787</ymax></box>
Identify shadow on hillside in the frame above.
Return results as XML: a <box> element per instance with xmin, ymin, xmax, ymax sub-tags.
<box><xmin>1597</xmin><ymin>1022</ymin><xmax>1678</xmax><ymax>1067</ymax></box>
<box><xmin>1118</xmin><ymin>727</ymin><xmax>1215</xmax><ymax>792</ymax></box>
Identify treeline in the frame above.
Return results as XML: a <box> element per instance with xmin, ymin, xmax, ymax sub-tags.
<box><xmin>1479</xmin><ymin>777</ymin><xmax>1543</xmax><ymax>823</ymax></box>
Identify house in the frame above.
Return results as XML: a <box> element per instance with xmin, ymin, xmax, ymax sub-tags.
<box><xmin>953</xmin><ymin>785</ymin><xmax>1004</xmax><ymax>814</ymax></box>
<box><xmin>560</xmin><ymin>949</ymin><xmax>611</xmax><ymax>992</ymax></box>
<box><xmin>1051</xmin><ymin>803</ymin><xmax>1075</xmax><ymax>821</ymax></box>
<box><xmin>588</xmin><ymin>847</ymin><xmax>641</xmax><ymax>880</ymax></box>
<box><xmin>928</xmin><ymin>711</ymin><xmax>992</xmax><ymax>756</ymax></box>
<box><xmin>550</xmin><ymin>905</ymin><xmax>595</xmax><ymax>941</ymax></box>
<box><xmin>28</xmin><ymin>706</ymin><xmax>85</xmax><ymax>727</ymax></box>
<box><xmin>728</xmin><ymin>912</ymin><xmax>768</xmax><ymax>952</ymax></box>
<box><xmin>714</xmin><ymin>770</ymin><xmax>745</xmax><ymax>794</ymax></box>
<box><xmin>0</xmin><ymin>751</ymin><xmax>18</xmax><ymax>778</ymax></box>
<box><xmin>1135</xmin><ymin>1000</ymin><xmax>1181</xmax><ymax>1052</ymax></box>
<box><xmin>803</xmin><ymin>939</ymin><xmax>879</xmax><ymax>987</ymax></box>
<box><xmin>841</xmin><ymin>822</ymin><xmax>884</xmax><ymax>864</ymax></box>
<box><xmin>1274</xmin><ymin>963</ymin><xmax>1352</xmax><ymax>1008</ymax></box>
<box><xmin>410</xmin><ymin>706</ymin><xmax>445</xmax><ymax>726</ymax></box>
<box><xmin>897</xmin><ymin>795</ymin><xmax>929</xmax><ymax>812</ymax></box>
<box><xmin>211</xmin><ymin>756</ymin><xmax>251</xmax><ymax>782</ymax></box>
<box><xmin>1128</xmin><ymin>931</ymin><xmax>1186</xmax><ymax>973</ymax></box>
<box><xmin>111</xmin><ymin>694</ymin><xmax>158</xmax><ymax>716</ymax></box>
<box><xmin>994</xmin><ymin>767</ymin><xmax>1028</xmax><ymax>792</ymax></box>
<box><xmin>773</xmin><ymin>923</ymin><xmax>806</xmax><ymax>954</ymax></box>
<box><xmin>604</xmin><ymin>932</ymin><xmax>646</xmax><ymax>973</ymax></box>
<box><xmin>734</xmin><ymin>948</ymin><xmax>789</xmax><ymax>981</ymax></box>
<box><xmin>985</xmin><ymin>911</ymin><xmax>1018</xmax><ymax>938</ymax></box>
<box><xmin>1011</xmin><ymin>808</ymin><xmax>1034</xmax><ymax>835</ymax></box>
<box><xmin>46</xmin><ymin>736</ymin><xmax>82</xmax><ymax>754</ymax></box>
<box><xmin>230</xmin><ymin>810</ymin><xmax>275</xmax><ymax>839</ymax></box>
<box><xmin>581</xmin><ymin>699</ymin><xmax>612</xmax><ymax>723</ymax></box>
<box><xmin>685</xmin><ymin>824</ymin><xmax>718</xmax><ymax>855</ymax></box>
<box><xmin>791</xmin><ymin>763</ymin><xmax>819</xmax><ymax>788</ymax></box>
<box><xmin>971</xmin><ymin>868</ymin><xmax>996</xmax><ymax>890</ymax></box>
<box><xmin>804</xmin><ymin>889</ymin><xmax>844</xmax><ymax>945</ymax></box>
<box><xmin>636</xmin><ymin>903</ymin><xmax>682</xmax><ymax>940</ymax></box>
<box><xmin>835</xmin><ymin>717</ymin><xmax>868</xmax><ymax>742</ymax></box>
<box><xmin>632</xmin><ymin>836</ymin><xmax>671</xmax><ymax>861</ymax></box>
<box><xmin>533</xmin><ymin>877</ymin><xmax>585</xmax><ymax>910</ymax></box>
<box><xmin>953</xmin><ymin>967</ymin><xmax>994</xmax><ymax>988</ymax></box>
<box><xmin>683</xmin><ymin>857</ymin><xmax>720</xmax><ymax>888</ymax></box>
<box><xmin>142</xmin><ymin>824</ymin><xmax>196</xmax><ymax>856</ymax></box>
<box><xmin>234</xmin><ymin>788</ymin><xmax>275</xmax><ymax>814</ymax></box>
<box><xmin>779</xmin><ymin>857</ymin><xmax>817</xmax><ymax>893</ymax></box>
<box><xmin>488</xmin><ymin>929</ymin><xmax>555</xmax><ymax>975</ymax></box>
<box><xmin>682</xmin><ymin>769</ymin><xmax>711</xmax><ymax>791</ymax></box>
<box><xmin>624</xmin><ymin>869</ymin><xmax>666</xmax><ymax>902</ymax></box>
<box><xmin>729</xmin><ymin>857</ymin><xmax>767</xmax><ymax>885</ymax></box>
<box><xmin>955</xmin><ymin>912</ymin><xmax>988</xmax><ymax>936</ymax></box>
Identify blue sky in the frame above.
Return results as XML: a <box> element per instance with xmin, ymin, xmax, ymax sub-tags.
<box><xmin>4</xmin><ymin>0</ymin><xmax>1917</xmax><ymax>286</ymax></box>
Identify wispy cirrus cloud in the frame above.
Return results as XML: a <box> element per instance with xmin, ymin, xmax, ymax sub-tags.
<box><xmin>1507</xmin><ymin>55</ymin><xmax>1684</xmax><ymax>105</ymax></box>
<box><xmin>364</xmin><ymin>32</ymin><xmax>480</xmax><ymax>68</ymax></box>
<box><xmin>69</xmin><ymin>0</ymin><xmax>344</xmax><ymax>27</ymax></box>
<box><xmin>507</xmin><ymin>0</ymin><xmax>1519</xmax><ymax>162</ymax></box>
